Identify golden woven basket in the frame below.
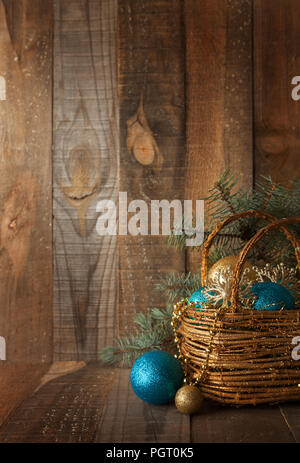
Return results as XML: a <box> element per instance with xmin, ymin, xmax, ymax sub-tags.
<box><xmin>175</xmin><ymin>211</ymin><xmax>300</xmax><ymax>405</ymax></box>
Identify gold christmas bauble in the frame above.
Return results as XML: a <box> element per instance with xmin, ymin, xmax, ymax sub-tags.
<box><xmin>175</xmin><ymin>385</ymin><xmax>203</xmax><ymax>414</ymax></box>
<box><xmin>208</xmin><ymin>256</ymin><xmax>256</xmax><ymax>283</ymax></box>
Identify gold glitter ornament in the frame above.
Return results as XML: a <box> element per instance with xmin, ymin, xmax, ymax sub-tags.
<box><xmin>208</xmin><ymin>256</ymin><xmax>256</xmax><ymax>283</ymax></box>
<box><xmin>175</xmin><ymin>385</ymin><xmax>204</xmax><ymax>414</ymax></box>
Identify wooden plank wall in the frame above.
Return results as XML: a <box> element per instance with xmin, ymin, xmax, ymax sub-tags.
<box><xmin>0</xmin><ymin>0</ymin><xmax>52</xmax><ymax>425</ymax></box>
<box><xmin>0</xmin><ymin>0</ymin><xmax>53</xmax><ymax>361</ymax></box>
<box><xmin>118</xmin><ymin>0</ymin><xmax>186</xmax><ymax>334</ymax></box>
<box><xmin>184</xmin><ymin>0</ymin><xmax>253</xmax><ymax>272</ymax></box>
<box><xmin>254</xmin><ymin>0</ymin><xmax>300</xmax><ymax>185</ymax></box>
<box><xmin>53</xmin><ymin>0</ymin><xmax>119</xmax><ymax>360</ymax></box>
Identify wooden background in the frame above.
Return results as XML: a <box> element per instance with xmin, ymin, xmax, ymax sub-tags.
<box><xmin>0</xmin><ymin>0</ymin><xmax>52</xmax><ymax>424</ymax></box>
<box><xmin>0</xmin><ymin>0</ymin><xmax>300</xmax><ymax>427</ymax></box>
<box><xmin>53</xmin><ymin>0</ymin><xmax>119</xmax><ymax>361</ymax></box>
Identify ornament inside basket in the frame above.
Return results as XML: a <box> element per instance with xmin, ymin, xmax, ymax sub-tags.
<box><xmin>172</xmin><ymin>212</ymin><xmax>300</xmax><ymax>406</ymax></box>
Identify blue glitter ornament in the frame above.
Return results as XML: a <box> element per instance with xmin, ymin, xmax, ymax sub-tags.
<box><xmin>188</xmin><ymin>287</ymin><xmax>209</xmax><ymax>308</ymax></box>
<box><xmin>251</xmin><ymin>281</ymin><xmax>295</xmax><ymax>311</ymax></box>
<box><xmin>188</xmin><ymin>287</ymin><xmax>218</xmax><ymax>308</ymax></box>
<box><xmin>130</xmin><ymin>350</ymin><xmax>184</xmax><ymax>405</ymax></box>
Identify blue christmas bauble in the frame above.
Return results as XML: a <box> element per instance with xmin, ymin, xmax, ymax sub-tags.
<box><xmin>188</xmin><ymin>287</ymin><xmax>209</xmax><ymax>308</ymax></box>
<box><xmin>251</xmin><ymin>281</ymin><xmax>295</xmax><ymax>311</ymax></box>
<box><xmin>188</xmin><ymin>287</ymin><xmax>218</xmax><ymax>308</ymax></box>
<box><xmin>130</xmin><ymin>350</ymin><xmax>184</xmax><ymax>405</ymax></box>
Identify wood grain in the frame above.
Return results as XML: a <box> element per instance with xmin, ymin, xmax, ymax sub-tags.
<box><xmin>0</xmin><ymin>363</ymin><xmax>49</xmax><ymax>428</ymax></box>
<box><xmin>0</xmin><ymin>366</ymin><xmax>188</xmax><ymax>443</ymax></box>
<box><xmin>95</xmin><ymin>369</ymin><xmax>190</xmax><ymax>443</ymax></box>
<box><xmin>0</xmin><ymin>0</ymin><xmax>53</xmax><ymax>363</ymax></box>
<box><xmin>280</xmin><ymin>403</ymin><xmax>300</xmax><ymax>443</ymax></box>
<box><xmin>0</xmin><ymin>364</ymin><xmax>116</xmax><ymax>443</ymax></box>
<box><xmin>34</xmin><ymin>361</ymin><xmax>86</xmax><ymax>392</ymax></box>
<box><xmin>191</xmin><ymin>399</ymin><xmax>296</xmax><ymax>443</ymax></box>
<box><xmin>184</xmin><ymin>0</ymin><xmax>253</xmax><ymax>272</ymax></box>
<box><xmin>53</xmin><ymin>0</ymin><xmax>119</xmax><ymax>360</ymax></box>
<box><xmin>118</xmin><ymin>0</ymin><xmax>186</xmax><ymax>334</ymax></box>
<box><xmin>254</xmin><ymin>0</ymin><xmax>300</xmax><ymax>185</ymax></box>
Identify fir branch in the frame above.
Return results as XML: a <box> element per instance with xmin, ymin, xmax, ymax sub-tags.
<box><xmin>155</xmin><ymin>272</ymin><xmax>203</xmax><ymax>303</ymax></box>
<box><xmin>191</xmin><ymin>170</ymin><xmax>299</xmax><ymax>267</ymax></box>
<box><xmin>168</xmin><ymin>229</ymin><xmax>242</xmax><ymax>252</ymax></box>
<box><xmin>100</xmin><ymin>306</ymin><xmax>175</xmax><ymax>367</ymax></box>
<box><xmin>214</xmin><ymin>179</ymin><xmax>237</xmax><ymax>215</ymax></box>
<box><xmin>262</xmin><ymin>181</ymin><xmax>277</xmax><ymax>211</ymax></box>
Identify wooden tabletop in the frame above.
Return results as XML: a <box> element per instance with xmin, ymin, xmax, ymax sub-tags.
<box><xmin>0</xmin><ymin>363</ymin><xmax>299</xmax><ymax>443</ymax></box>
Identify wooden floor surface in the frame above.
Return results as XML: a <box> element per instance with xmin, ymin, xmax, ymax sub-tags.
<box><xmin>0</xmin><ymin>363</ymin><xmax>299</xmax><ymax>443</ymax></box>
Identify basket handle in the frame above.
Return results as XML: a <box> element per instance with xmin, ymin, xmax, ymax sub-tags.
<box><xmin>201</xmin><ymin>209</ymin><xmax>293</xmax><ymax>286</ymax></box>
<box><xmin>230</xmin><ymin>217</ymin><xmax>300</xmax><ymax>311</ymax></box>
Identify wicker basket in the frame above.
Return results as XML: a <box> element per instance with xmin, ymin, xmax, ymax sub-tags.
<box><xmin>175</xmin><ymin>211</ymin><xmax>300</xmax><ymax>405</ymax></box>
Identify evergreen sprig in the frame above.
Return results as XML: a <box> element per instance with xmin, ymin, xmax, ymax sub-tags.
<box><xmin>155</xmin><ymin>272</ymin><xmax>203</xmax><ymax>303</ymax></box>
<box><xmin>170</xmin><ymin>171</ymin><xmax>300</xmax><ymax>266</ymax></box>
<box><xmin>100</xmin><ymin>305</ymin><xmax>175</xmax><ymax>367</ymax></box>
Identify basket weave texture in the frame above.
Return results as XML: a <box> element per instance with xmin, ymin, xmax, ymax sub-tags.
<box><xmin>178</xmin><ymin>212</ymin><xmax>300</xmax><ymax>405</ymax></box>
